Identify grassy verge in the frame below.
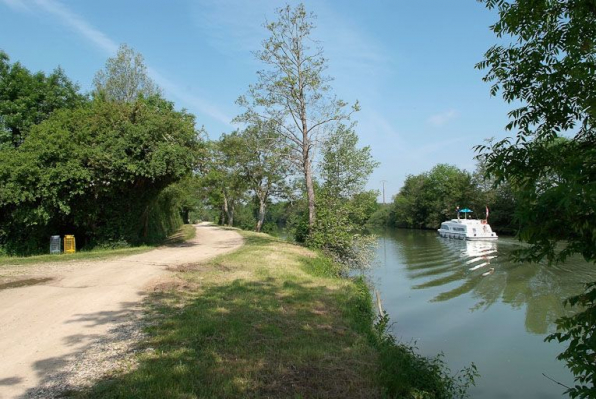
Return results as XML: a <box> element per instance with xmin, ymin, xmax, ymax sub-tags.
<box><xmin>74</xmin><ymin>230</ymin><xmax>477</xmax><ymax>398</ymax></box>
<box><xmin>162</xmin><ymin>224</ymin><xmax>196</xmax><ymax>245</ymax></box>
<box><xmin>0</xmin><ymin>246</ymin><xmax>152</xmax><ymax>267</ymax></box>
<box><xmin>0</xmin><ymin>224</ymin><xmax>197</xmax><ymax>267</ymax></box>
<box><xmin>76</xmin><ymin>231</ymin><xmax>379</xmax><ymax>398</ymax></box>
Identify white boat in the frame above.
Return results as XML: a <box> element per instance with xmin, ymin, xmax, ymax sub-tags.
<box><xmin>438</xmin><ymin>207</ymin><xmax>498</xmax><ymax>241</ymax></box>
<box><xmin>438</xmin><ymin>219</ymin><xmax>498</xmax><ymax>240</ymax></box>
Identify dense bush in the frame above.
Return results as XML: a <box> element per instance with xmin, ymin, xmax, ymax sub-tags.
<box><xmin>306</xmin><ymin>190</ymin><xmax>378</xmax><ymax>272</ymax></box>
<box><xmin>0</xmin><ymin>96</ymin><xmax>201</xmax><ymax>254</ymax></box>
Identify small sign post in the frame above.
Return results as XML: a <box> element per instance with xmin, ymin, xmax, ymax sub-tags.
<box><xmin>50</xmin><ymin>235</ymin><xmax>61</xmax><ymax>254</ymax></box>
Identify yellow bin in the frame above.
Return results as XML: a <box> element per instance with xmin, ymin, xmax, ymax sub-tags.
<box><xmin>64</xmin><ymin>235</ymin><xmax>76</xmax><ymax>254</ymax></box>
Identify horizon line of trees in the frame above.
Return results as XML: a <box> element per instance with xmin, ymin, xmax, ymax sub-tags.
<box><xmin>369</xmin><ymin>162</ymin><xmax>516</xmax><ymax>234</ymax></box>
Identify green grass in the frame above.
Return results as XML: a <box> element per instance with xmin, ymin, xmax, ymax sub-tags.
<box><xmin>68</xmin><ymin>229</ymin><xmax>477</xmax><ymax>398</ymax></box>
<box><xmin>0</xmin><ymin>246</ymin><xmax>152</xmax><ymax>266</ymax></box>
<box><xmin>75</xmin><ymin>231</ymin><xmax>381</xmax><ymax>398</ymax></box>
<box><xmin>162</xmin><ymin>224</ymin><xmax>197</xmax><ymax>246</ymax></box>
<box><xmin>0</xmin><ymin>224</ymin><xmax>197</xmax><ymax>267</ymax></box>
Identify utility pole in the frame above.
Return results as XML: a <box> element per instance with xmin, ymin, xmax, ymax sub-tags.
<box><xmin>380</xmin><ymin>180</ymin><xmax>387</xmax><ymax>205</ymax></box>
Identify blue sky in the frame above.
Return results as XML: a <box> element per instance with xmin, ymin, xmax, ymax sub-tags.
<box><xmin>0</xmin><ymin>0</ymin><xmax>513</xmax><ymax>200</ymax></box>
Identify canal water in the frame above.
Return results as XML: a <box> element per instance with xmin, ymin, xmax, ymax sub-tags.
<box><xmin>369</xmin><ymin>228</ymin><xmax>596</xmax><ymax>399</ymax></box>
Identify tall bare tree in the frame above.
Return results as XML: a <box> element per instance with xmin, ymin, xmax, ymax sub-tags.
<box><xmin>235</xmin><ymin>4</ymin><xmax>358</xmax><ymax>234</ymax></box>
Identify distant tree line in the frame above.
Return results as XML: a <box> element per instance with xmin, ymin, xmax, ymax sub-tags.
<box><xmin>369</xmin><ymin>163</ymin><xmax>516</xmax><ymax>234</ymax></box>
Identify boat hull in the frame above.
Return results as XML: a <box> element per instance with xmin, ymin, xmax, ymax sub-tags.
<box><xmin>437</xmin><ymin>231</ymin><xmax>498</xmax><ymax>241</ymax></box>
<box><xmin>465</xmin><ymin>236</ymin><xmax>498</xmax><ymax>241</ymax></box>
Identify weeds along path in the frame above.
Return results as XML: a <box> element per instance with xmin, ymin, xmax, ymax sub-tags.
<box><xmin>0</xmin><ymin>223</ymin><xmax>243</xmax><ymax>399</ymax></box>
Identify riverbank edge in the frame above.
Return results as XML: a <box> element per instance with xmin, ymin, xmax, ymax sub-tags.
<box><xmin>73</xmin><ymin>228</ymin><xmax>475</xmax><ymax>398</ymax></box>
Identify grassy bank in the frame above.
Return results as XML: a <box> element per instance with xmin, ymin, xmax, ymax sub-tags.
<box><xmin>0</xmin><ymin>224</ymin><xmax>196</xmax><ymax>267</ymax></box>
<box><xmin>75</xmin><ymin>230</ymin><xmax>476</xmax><ymax>398</ymax></box>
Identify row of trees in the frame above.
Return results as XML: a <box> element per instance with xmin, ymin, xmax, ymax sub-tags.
<box><xmin>372</xmin><ymin>163</ymin><xmax>515</xmax><ymax>234</ymax></box>
<box><xmin>200</xmin><ymin>119</ymin><xmax>380</xmax><ymax>266</ymax></box>
<box><xmin>194</xmin><ymin>4</ymin><xmax>379</xmax><ymax>269</ymax></box>
<box><xmin>0</xmin><ymin>6</ymin><xmax>379</xmax><ymax>270</ymax></box>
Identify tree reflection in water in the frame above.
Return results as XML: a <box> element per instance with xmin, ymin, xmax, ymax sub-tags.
<box><xmin>382</xmin><ymin>230</ymin><xmax>596</xmax><ymax>335</ymax></box>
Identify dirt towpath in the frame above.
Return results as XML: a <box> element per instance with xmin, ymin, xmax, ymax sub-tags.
<box><xmin>0</xmin><ymin>223</ymin><xmax>243</xmax><ymax>399</ymax></box>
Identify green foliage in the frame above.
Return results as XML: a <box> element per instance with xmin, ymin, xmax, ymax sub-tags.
<box><xmin>198</xmin><ymin>137</ymin><xmax>249</xmax><ymax>227</ymax></box>
<box><xmin>232</xmin><ymin>123</ymin><xmax>291</xmax><ymax>231</ymax></box>
<box><xmin>300</xmin><ymin>251</ymin><xmax>343</xmax><ymax>278</ymax></box>
<box><xmin>476</xmin><ymin>0</ymin><xmax>596</xmax><ymax>264</ymax></box>
<box><xmin>307</xmin><ymin>190</ymin><xmax>378</xmax><ymax>272</ymax></box>
<box><xmin>546</xmin><ymin>282</ymin><xmax>596</xmax><ymax>399</ymax></box>
<box><xmin>367</xmin><ymin>205</ymin><xmax>394</xmax><ymax>227</ymax></box>
<box><xmin>321</xmin><ymin>124</ymin><xmax>379</xmax><ymax>198</ymax></box>
<box><xmin>0</xmin><ymin>50</ymin><xmax>85</xmax><ymax>148</ymax></box>
<box><xmin>348</xmin><ymin>190</ymin><xmax>381</xmax><ymax>226</ymax></box>
<box><xmin>0</xmin><ymin>96</ymin><xmax>201</xmax><ymax>254</ymax></box>
<box><xmin>477</xmin><ymin>1</ymin><xmax>596</xmax><ymax>394</ymax></box>
<box><xmin>471</xmin><ymin>158</ymin><xmax>517</xmax><ymax>234</ymax></box>
<box><xmin>391</xmin><ymin>164</ymin><xmax>480</xmax><ymax>229</ymax></box>
<box><xmin>347</xmin><ymin>278</ymin><xmax>478</xmax><ymax>398</ymax></box>
<box><xmin>235</xmin><ymin>4</ymin><xmax>358</xmax><ymax>232</ymax></box>
<box><xmin>370</xmin><ymin>160</ymin><xmax>516</xmax><ymax>233</ymax></box>
<box><xmin>93</xmin><ymin>44</ymin><xmax>161</xmax><ymax>103</ymax></box>
<box><xmin>307</xmin><ymin>122</ymin><xmax>379</xmax><ymax>271</ymax></box>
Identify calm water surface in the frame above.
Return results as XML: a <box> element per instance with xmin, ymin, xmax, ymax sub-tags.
<box><xmin>369</xmin><ymin>228</ymin><xmax>596</xmax><ymax>399</ymax></box>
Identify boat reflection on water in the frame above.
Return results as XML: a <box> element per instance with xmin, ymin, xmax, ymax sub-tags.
<box><xmin>391</xmin><ymin>232</ymin><xmax>596</xmax><ymax>335</ymax></box>
<box><xmin>441</xmin><ymin>239</ymin><xmax>498</xmax><ymax>275</ymax></box>
<box><xmin>370</xmin><ymin>228</ymin><xmax>596</xmax><ymax>398</ymax></box>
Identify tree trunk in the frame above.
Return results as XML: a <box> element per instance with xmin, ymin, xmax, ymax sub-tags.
<box><xmin>223</xmin><ymin>195</ymin><xmax>229</xmax><ymax>225</ymax></box>
<box><xmin>304</xmin><ymin>157</ymin><xmax>316</xmax><ymax>233</ymax></box>
<box><xmin>300</xmin><ymin>84</ymin><xmax>316</xmax><ymax>234</ymax></box>
<box><xmin>255</xmin><ymin>194</ymin><xmax>267</xmax><ymax>233</ymax></box>
<box><xmin>223</xmin><ymin>194</ymin><xmax>234</xmax><ymax>226</ymax></box>
<box><xmin>142</xmin><ymin>205</ymin><xmax>149</xmax><ymax>238</ymax></box>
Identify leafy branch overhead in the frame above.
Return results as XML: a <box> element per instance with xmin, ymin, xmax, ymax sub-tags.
<box><xmin>475</xmin><ymin>0</ymin><xmax>596</xmax><ymax>265</ymax></box>
<box><xmin>476</xmin><ymin>1</ymin><xmax>596</xmax><ymax>397</ymax></box>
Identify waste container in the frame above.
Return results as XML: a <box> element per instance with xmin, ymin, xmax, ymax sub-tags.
<box><xmin>64</xmin><ymin>235</ymin><xmax>76</xmax><ymax>254</ymax></box>
<box><xmin>50</xmin><ymin>235</ymin><xmax>61</xmax><ymax>254</ymax></box>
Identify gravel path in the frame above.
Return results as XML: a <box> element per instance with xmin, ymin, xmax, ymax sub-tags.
<box><xmin>0</xmin><ymin>223</ymin><xmax>243</xmax><ymax>399</ymax></box>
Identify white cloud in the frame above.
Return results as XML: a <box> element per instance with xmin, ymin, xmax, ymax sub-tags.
<box><xmin>428</xmin><ymin>109</ymin><xmax>459</xmax><ymax>127</ymax></box>
<box><xmin>0</xmin><ymin>0</ymin><xmax>32</xmax><ymax>12</ymax></box>
<box><xmin>190</xmin><ymin>0</ymin><xmax>270</xmax><ymax>57</ymax></box>
<box><xmin>191</xmin><ymin>0</ymin><xmax>391</xmax><ymax>78</ymax></box>
<box><xmin>147</xmin><ymin>67</ymin><xmax>232</xmax><ymax>126</ymax></box>
<box><xmin>5</xmin><ymin>0</ymin><xmax>232</xmax><ymax>127</ymax></box>
<box><xmin>190</xmin><ymin>0</ymin><xmax>391</xmax><ymax>126</ymax></box>
<box><xmin>34</xmin><ymin>0</ymin><xmax>118</xmax><ymax>54</ymax></box>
